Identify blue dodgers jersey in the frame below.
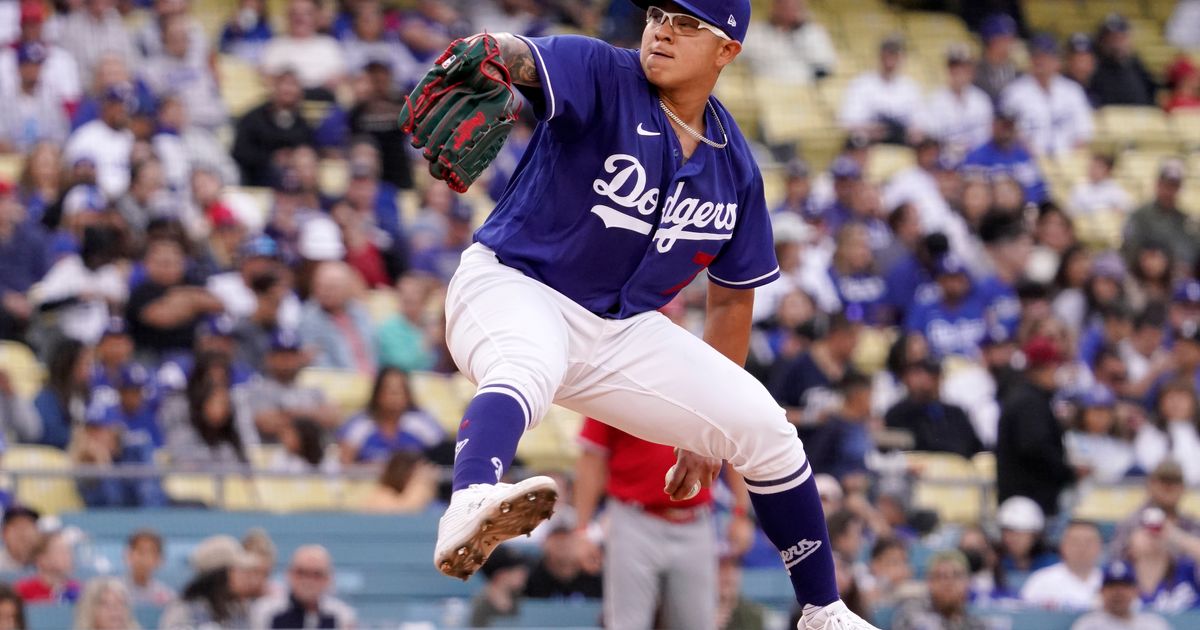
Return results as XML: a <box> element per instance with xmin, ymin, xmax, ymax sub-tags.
<box><xmin>475</xmin><ymin>36</ymin><xmax>779</xmax><ymax>319</ymax></box>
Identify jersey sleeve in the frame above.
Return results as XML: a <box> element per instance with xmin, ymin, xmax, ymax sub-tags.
<box><xmin>706</xmin><ymin>171</ymin><xmax>781</xmax><ymax>290</ymax></box>
<box><xmin>578</xmin><ymin>417</ymin><xmax>611</xmax><ymax>453</ymax></box>
<box><xmin>515</xmin><ymin>35</ymin><xmax>625</xmax><ymax>136</ymax></box>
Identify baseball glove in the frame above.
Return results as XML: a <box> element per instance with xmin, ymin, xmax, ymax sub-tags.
<box><xmin>399</xmin><ymin>34</ymin><xmax>522</xmax><ymax>193</ymax></box>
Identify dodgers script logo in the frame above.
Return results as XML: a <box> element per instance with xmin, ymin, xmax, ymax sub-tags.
<box><xmin>780</xmin><ymin>539</ymin><xmax>822</xmax><ymax>574</ymax></box>
<box><xmin>590</xmin><ymin>154</ymin><xmax>737</xmax><ymax>253</ymax></box>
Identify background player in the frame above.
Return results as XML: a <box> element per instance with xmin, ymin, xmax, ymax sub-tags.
<box><xmin>408</xmin><ymin>1</ymin><xmax>880</xmax><ymax>628</ymax></box>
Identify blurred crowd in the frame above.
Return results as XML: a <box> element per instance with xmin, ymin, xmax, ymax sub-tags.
<box><xmin>0</xmin><ymin>0</ymin><xmax>1197</xmax><ymax>628</ymax></box>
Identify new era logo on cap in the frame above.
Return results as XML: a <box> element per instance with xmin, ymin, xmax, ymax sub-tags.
<box><xmin>727</xmin><ymin>15</ymin><xmax>736</xmax><ymax>26</ymax></box>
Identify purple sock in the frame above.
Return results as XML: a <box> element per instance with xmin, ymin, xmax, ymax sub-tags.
<box><xmin>747</xmin><ymin>462</ymin><xmax>840</xmax><ymax>608</ymax></box>
<box><xmin>452</xmin><ymin>391</ymin><xmax>528</xmax><ymax>491</ymax></box>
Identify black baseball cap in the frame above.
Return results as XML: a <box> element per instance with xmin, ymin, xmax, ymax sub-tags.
<box><xmin>2</xmin><ymin>505</ymin><xmax>39</xmax><ymax>527</ymax></box>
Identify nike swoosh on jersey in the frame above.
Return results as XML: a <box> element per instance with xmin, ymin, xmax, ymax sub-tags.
<box><xmin>636</xmin><ymin>123</ymin><xmax>660</xmax><ymax>137</ymax></box>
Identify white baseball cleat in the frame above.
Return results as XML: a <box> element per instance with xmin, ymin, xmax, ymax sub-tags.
<box><xmin>799</xmin><ymin>600</ymin><xmax>880</xmax><ymax>630</ymax></box>
<box><xmin>433</xmin><ymin>476</ymin><xmax>558</xmax><ymax>580</ymax></box>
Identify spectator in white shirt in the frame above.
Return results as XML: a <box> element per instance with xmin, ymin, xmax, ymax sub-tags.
<box><xmin>58</xmin><ymin>0</ymin><xmax>137</xmax><ymax>84</ymax></box>
<box><xmin>133</xmin><ymin>0</ymin><xmax>212</xmax><ymax>69</ymax></box>
<box><xmin>0</xmin><ymin>42</ymin><xmax>69</xmax><ymax>154</ymax></box>
<box><xmin>141</xmin><ymin>14</ymin><xmax>227</xmax><ymax>131</ymax></box>
<box><xmin>919</xmin><ymin>44</ymin><xmax>993</xmax><ymax>160</ymax></box>
<box><xmin>1021</xmin><ymin>520</ymin><xmax>1103</xmax><ymax>610</ymax></box>
<box><xmin>339</xmin><ymin>1</ymin><xmax>420</xmax><ymax>88</ymax></box>
<box><xmin>742</xmin><ymin>0</ymin><xmax>837</xmax><ymax>86</ymax></box>
<box><xmin>261</xmin><ymin>0</ymin><xmax>347</xmax><ymax>91</ymax></box>
<box><xmin>1068</xmin><ymin>153</ymin><xmax>1133</xmax><ymax>217</ymax></box>
<box><xmin>1001</xmin><ymin>34</ymin><xmax>1094</xmax><ymax>157</ymax></box>
<box><xmin>64</xmin><ymin>84</ymin><xmax>135</xmax><ymax>199</ymax></box>
<box><xmin>839</xmin><ymin>35</ymin><xmax>923</xmax><ymax>144</ymax></box>
<box><xmin>1166</xmin><ymin>0</ymin><xmax>1200</xmax><ymax>51</ymax></box>
<box><xmin>1071</xmin><ymin>561</ymin><xmax>1170</xmax><ymax>630</ymax></box>
<box><xmin>0</xmin><ymin>2</ymin><xmax>81</xmax><ymax>113</ymax></box>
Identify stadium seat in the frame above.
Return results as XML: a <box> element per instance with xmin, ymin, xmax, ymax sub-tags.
<box><xmin>0</xmin><ymin>154</ymin><xmax>24</xmax><ymax>182</ymax></box>
<box><xmin>364</xmin><ymin>289</ymin><xmax>400</xmax><ymax>324</ymax></box>
<box><xmin>3</xmin><ymin>445</ymin><xmax>84</xmax><ymax>515</ymax></box>
<box><xmin>318</xmin><ymin>159</ymin><xmax>350</xmax><ymax>197</ymax></box>
<box><xmin>296</xmin><ymin>368</ymin><xmax>373</xmax><ymax>417</ymax></box>
<box><xmin>1096</xmin><ymin>106</ymin><xmax>1173</xmax><ymax>148</ymax></box>
<box><xmin>1073</xmin><ymin>484</ymin><xmax>1146</xmax><ymax>523</ymax></box>
<box><xmin>216</xmin><ymin>54</ymin><xmax>267</xmax><ymax>118</ymax></box>
<box><xmin>866</xmin><ymin>145</ymin><xmax>916</xmax><ymax>183</ymax></box>
<box><xmin>163</xmin><ymin>473</ymin><xmax>219</xmax><ymax>506</ymax></box>
<box><xmin>222</xmin><ymin>186</ymin><xmax>272</xmax><ymax>232</ymax></box>
<box><xmin>409</xmin><ymin>371</ymin><xmax>470</xmax><ymax>432</ymax></box>
<box><xmin>903</xmin><ymin>451</ymin><xmax>978</xmax><ymax>480</ymax></box>
<box><xmin>515</xmin><ymin>405</ymin><xmax>585</xmax><ymax>471</ymax></box>
<box><xmin>0</xmin><ymin>340</ymin><xmax>44</xmax><ymax>399</ymax></box>
<box><xmin>913</xmin><ymin>481</ymin><xmax>983</xmax><ymax>524</ymax></box>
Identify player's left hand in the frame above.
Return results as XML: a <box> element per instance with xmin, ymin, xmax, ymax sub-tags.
<box><xmin>726</xmin><ymin>511</ymin><xmax>755</xmax><ymax>557</ymax></box>
<box><xmin>664</xmin><ymin>448</ymin><xmax>721</xmax><ymax>502</ymax></box>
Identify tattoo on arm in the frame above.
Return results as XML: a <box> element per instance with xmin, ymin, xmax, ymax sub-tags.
<box><xmin>494</xmin><ymin>33</ymin><xmax>540</xmax><ymax>87</ymax></box>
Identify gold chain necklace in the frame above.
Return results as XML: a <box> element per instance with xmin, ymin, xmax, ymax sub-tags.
<box><xmin>659</xmin><ymin>99</ymin><xmax>728</xmax><ymax>149</ymax></box>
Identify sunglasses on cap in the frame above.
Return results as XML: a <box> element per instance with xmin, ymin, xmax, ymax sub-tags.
<box><xmin>646</xmin><ymin>6</ymin><xmax>731</xmax><ymax>40</ymax></box>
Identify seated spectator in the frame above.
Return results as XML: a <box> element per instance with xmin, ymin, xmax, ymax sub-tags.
<box><xmin>63</xmin><ymin>84</ymin><xmax>134</xmax><ymax>198</ymax></box>
<box><xmin>375</xmin><ymin>277</ymin><xmax>436</xmax><ymax>372</ymax></box>
<box><xmin>220</xmin><ymin>0</ymin><xmax>274</xmax><ymax>63</ymax></box>
<box><xmin>32</xmin><ymin>338</ymin><xmax>92</xmax><ymax>449</ymax></box>
<box><xmin>70</xmin><ymin>401</ymin><xmax>166</xmax><ymax>508</ymax></box>
<box><xmin>14</xmin><ymin>531</ymin><xmax>81</xmax><ymax>604</ymax></box>
<box><xmin>1021</xmin><ymin>520</ymin><xmax>1103</xmax><ymax>609</ymax></box>
<box><xmin>340</xmin><ymin>2</ymin><xmax>418</xmax><ymax>85</ymax></box>
<box><xmin>1001</xmin><ymin>34</ymin><xmax>1094</xmax><ymax>157</ymax></box>
<box><xmin>160</xmin><ymin>535</ymin><xmax>257</xmax><ymax>629</ymax></box>
<box><xmin>1165</xmin><ymin>57</ymin><xmax>1200</xmax><ymax>113</ymax></box>
<box><xmin>338</xmin><ymin>367</ymin><xmax>442</xmax><ymax>463</ymax></box>
<box><xmin>58</xmin><ymin>0</ymin><xmax>137</xmax><ymax>83</ymax></box>
<box><xmin>298</xmin><ymin>262</ymin><xmax>376</xmax><ymax>373</ymax></box>
<box><xmin>1137</xmin><ymin>380</ymin><xmax>1200</xmax><ymax>487</ymax></box>
<box><xmin>1065</xmin><ymin>386</ymin><xmax>1135</xmax><ymax>483</ymax></box>
<box><xmin>974</xmin><ymin>14</ymin><xmax>1019</xmax><ymax>102</ymax></box>
<box><xmin>892</xmin><ymin>550</ymin><xmax>985</xmax><ymax>630</ymax></box>
<box><xmin>1068</xmin><ymin>153</ymin><xmax>1133</xmax><ymax>217</ymax></box>
<box><xmin>769</xmin><ymin>312</ymin><xmax>860</xmax><ymax>425</ymax></box>
<box><xmin>0</xmin><ymin>182</ymin><xmax>48</xmax><ymax>342</ymax></box>
<box><xmin>1111</xmin><ymin>460</ymin><xmax>1200</xmax><ymax>558</ymax></box>
<box><xmin>1118</xmin><ymin>305</ymin><xmax>1169</xmax><ymax>388</ymax></box>
<box><xmin>0</xmin><ymin>583</ymin><xmax>24</xmax><ymax>630</ymax></box>
<box><xmin>246</xmin><ymin>329</ymin><xmax>341</xmax><ymax>441</ymax></box>
<box><xmin>348</xmin><ymin>61</ymin><xmax>412</xmax><ymax>190</ymax></box>
<box><xmin>904</xmin><ymin>255</ymin><xmax>990</xmax><ymax>358</ymax></box>
<box><xmin>997</xmin><ymin>337</ymin><xmax>1076</xmax><ymax>517</ymax></box>
<box><xmin>409</xmin><ymin>201</ymin><xmax>473</xmax><ymax>284</ymax></box>
<box><xmin>469</xmin><ymin>545</ymin><xmax>528</xmax><ymax>628</ymax></box>
<box><xmin>995</xmin><ymin>496</ymin><xmax>1058</xmax><ymax>595</ymax></box>
<box><xmin>241</xmin><ymin>529</ymin><xmax>281</xmax><ymax>604</ymax></box>
<box><xmin>153</xmin><ymin>100</ymin><xmax>240</xmax><ymax>198</ymax></box>
<box><xmin>0</xmin><ymin>1</ymin><xmax>81</xmax><ymax>115</ymax></box>
<box><xmin>717</xmin><ymin>556</ymin><xmax>767</xmax><ymax>630</ymax></box>
<box><xmin>331</xmin><ymin>199</ymin><xmax>393</xmax><ymax>289</ymax></box>
<box><xmin>141</xmin><ymin>15</ymin><xmax>227</xmax><ymax>132</ymax></box>
<box><xmin>18</xmin><ymin>142</ymin><xmax>64</xmax><ymax>226</ymax></box>
<box><xmin>232</xmin><ymin>70</ymin><xmax>315</xmax><ymax>187</ymax></box>
<box><xmin>864</xmin><ymin>537</ymin><xmax>915</xmax><ymax>608</ymax></box>
<box><xmin>72</xmin><ymin>576</ymin><xmax>136</xmax><ymax>630</ymax></box>
<box><xmin>0</xmin><ymin>506</ymin><xmax>39</xmax><ymax>573</ymax></box>
<box><xmin>838</xmin><ymin>36</ymin><xmax>922</xmax><ymax>144</ymax></box>
<box><xmin>123</xmin><ymin>529</ymin><xmax>174</xmax><ymax>607</ymax></box>
<box><xmin>207</xmin><ymin>235</ymin><xmax>299</xmax><ymax>331</ymax></box>
<box><xmin>885</xmin><ymin>357</ymin><xmax>984</xmax><ymax>457</ymax></box>
<box><xmin>1090</xmin><ymin>14</ymin><xmax>1156</xmax><ymax>107</ymax></box>
<box><xmin>1126</xmin><ymin>512</ymin><xmax>1200</xmax><ymax>612</ymax></box>
<box><xmin>1122</xmin><ymin>159</ymin><xmax>1199</xmax><ymax>269</ymax></box>
<box><xmin>343</xmin><ymin>141</ymin><xmax>406</xmax><ymax>249</ymax></box>
<box><xmin>69</xmin><ymin>53</ymin><xmax>156</xmax><ymax>134</ymax></box>
<box><xmin>920</xmin><ymin>45</ymin><xmax>993</xmax><ymax>159</ymax></box>
<box><xmin>160</xmin><ymin>352</ymin><xmax>257</xmax><ymax>467</ymax></box>
<box><xmin>114</xmin><ymin>158</ymin><xmax>178</xmax><ymax>240</ymax></box>
<box><xmin>1064</xmin><ymin>33</ymin><xmax>1097</xmax><ymax>99</ymax></box>
<box><xmin>250</xmin><ymin>545</ymin><xmax>355</xmax><ymax>629</ymax></box>
<box><xmin>961</xmin><ymin>108</ymin><xmax>1049</xmax><ymax>204</ymax></box>
<box><xmin>260</xmin><ymin>0</ymin><xmax>346</xmax><ymax>91</ymax></box>
<box><xmin>524</xmin><ymin>525</ymin><xmax>602</xmax><ymax>599</ymax></box>
<box><xmin>800</xmin><ymin>371</ymin><xmax>873</xmax><ymax>480</ymax></box>
<box><xmin>1072</xmin><ymin>561</ymin><xmax>1171</xmax><ymax>630</ymax></box>
<box><xmin>125</xmin><ymin>237</ymin><xmax>224</xmax><ymax>359</ymax></box>
<box><xmin>269</xmin><ymin>417</ymin><xmax>339</xmax><ymax>473</ymax></box>
<box><xmin>741</xmin><ymin>0</ymin><xmax>836</xmax><ymax>86</ymax></box>
<box><xmin>822</xmin><ymin>224</ymin><xmax>886</xmax><ymax>324</ymax></box>
<box><xmin>0</xmin><ymin>42</ymin><xmax>69</xmax><ymax>154</ymax></box>
<box><xmin>359</xmin><ymin>451</ymin><xmax>438</xmax><ymax>513</ymax></box>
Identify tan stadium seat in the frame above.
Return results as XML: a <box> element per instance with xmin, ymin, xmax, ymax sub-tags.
<box><xmin>216</xmin><ymin>54</ymin><xmax>267</xmax><ymax>118</ymax></box>
<box><xmin>1116</xmin><ymin>149</ymin><xmax>1172</xmax><ymax>184</ymax></box>
<box><xmin>226</xmin><ymin>477</ymin><xmax>341</xmax><ymax>512</ymax></box>
<box><xmin>1097</xmin><ymin>106</ymin><xmax>1173</xmax><ymax>148</ymax></box>
<box><xmin>296</xmin><ymin>368</ymin><xmax>373</xmax><ymax>417</ymax></box>
<box><xmin>0</xmin><ymin>341</ymin><xmax>45</xmax><ymax>399</ymax></box>
<box><xmin>3</xmin><ymin>445</ymin><xmax>83</xmax><ymax>515</ymax></box>
<box><xmin>913</xmin><ymin>482</ymin><xmax>983</xmax><ymax>524</ymax></box>
<box><xmin>163</xmin><ymin>473</ymin><xmax>218</xmax><ymax>506</ymax></box>
<box><xmin>1171</xmin><ymin>111</ymin><xmax>1200</xmax><ymax>150</ymax></box>
<box><xmin>409</xmin><ymin>371</ymin><xmax>471</xmax><ymax>433</ymax></box>
<box><xmin>317</xmin><ymin>159</ymin><xmax>350</xmax><ymax>197</ymax></box>
<box><xmin>904</xmin><ymin>451</ymin><xmax>979</xmax><ymax>481</ymax></box>
<box><xmin>1074</xmin><ymin>484</ymin><xmax>1146</xmax><ymax>522</ymax></box>
<box><xmin>0</xmin><ymin>154</ymin><xmax>25</xmax><ymax>182</ymax></box>
<box><xmin>364</xmin><ymin>289</ymin><xmax>400</xmax><ymax>325</ymax></box>
<box><xmin>516</xmin><ymin>405</ymin><xmax>585</xmax><ymax>472</ymax></box>
<box><xmin>866</xmin><ymin>145</ymin><xmax>916</xmax><ymax>183</ymax></box>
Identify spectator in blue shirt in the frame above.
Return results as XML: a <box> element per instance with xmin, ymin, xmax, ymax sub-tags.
<box><xmin>110</xmin><ymin>363</ymin><xmax>164</xmax><ymax>449</ymax></box>
<box><xmin>71</xmin><ymin>401</ymin><xmax>166</xmax><ymax>508</ymax></box>
<box><xmin>962</xmin><ymin>106</ymin><xmax>1048</xmax><ymax>204</ymax></box>
<box><xmin>32</xmin><ymin>338</ymin><xmax>92</xmax><ymax>449</ymax></box>
<box><xmin>219</xmin><ymin>0</ymin><xmax>274</xmax><ymax>63</ymax></box>
<box><xmin>906</xmin><ymin>254</ymin><xmax>989</xmax><ymax>358</ymax></box>
<box><xmin>337</xmin><ymin>366</ymin><xmax>443</xmax><ymax>463</ymax></box>
<box><xmin>770</xmin><ymin>311</ymin><xmax>861</xmax><ymax>424</ymax></box>
<box><xmin>0</xmin><ymin>181</ymin><xmax>48</xmax><ymax>341</ymax></box>
<box><xmin>828</xmin><ymin>223</ymin><xmax>888</xmax><ymax>324</ymax></box>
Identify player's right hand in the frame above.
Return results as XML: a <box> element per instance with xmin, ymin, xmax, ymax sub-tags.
<box><xmin>664</xmin><ymin>448</ymin><xmax>721</xmax><ymax>502</ymax></box>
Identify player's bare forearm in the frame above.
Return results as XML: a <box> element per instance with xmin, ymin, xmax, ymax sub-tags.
<box><xmin>492</xmin><ymin>33</ymin><xmax>540</xmax><ymax>87</ymax></box>
<box><xmin>703</xmin><ymin>283</ymin><xmax>755</xmax><ymax>367</ymax></box>
<box><xmin>573</xmin><ymin>448</ymin><xmax>608</xmax><ymax>530</ymax></box>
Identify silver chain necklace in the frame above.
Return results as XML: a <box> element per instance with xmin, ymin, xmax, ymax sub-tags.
<box><xmin>659</xmin><ymin>99</ymin><xmax>728</xmax><ymax>149</ymax></box>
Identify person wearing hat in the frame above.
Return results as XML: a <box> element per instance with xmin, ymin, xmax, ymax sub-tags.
<box><xmin>70</xmin><ymin>394</ymin><xmax>166</xmax><ymax>508</ymax></box>
<box><xmin>92</xmin><ymin>361</ymin><xmax>165</xmax><ymax>450</ymax></box>
<box><xmin>1122</xmin><ymin>158</ymin><xmax>1199</xmax><ymax>268</ymax></box>
<box><xmin>903</xmin><ymin>253</ymin><xmax>989</xmax><ymax>358</ymax></box>
<box><xmin>974</xmin><ymin>211</ymin><xmax>1029</xmax><ymax>335</ymax></box>
<box><xmin>0</xmin><ymin>505</ymin><xmax>39</xmax><ymax>573</ymax></box>
<box><xmin>741</xmin><ymin>0</ymin><xmax>837</xmax><ymax>86</ymax></box>
<box><xmin>1067</xmin><ymin>152</ymin><xmax>1133</xmax><ymax>217</ymax></box>
<box><xmin>994</xmin><ymin>496</ymin><xmax>1058</xmax><ymax>586</ymax></box>
<box><xmin>1165</xmin><ymin>56</ymin><xmax>1200</xmax><ymax>113</ymax></box>
<box><xmin>245</xmin><ymin>328</ymin><xmax>341</xmax><ymax>441</ymax></box>
<box><xmin>232</xmin><ymin>69</ymin><xmax>316</xmax><ymax>187</ymax></box>
<box><xmin>838</xmin><ymin>34</ymin><xmax>922</xmax><ymax>144</ymax></box>
<box><xmin>996</xmin><ymin>336</ymin><xmax>1077</xmax><ymax>517</ymax></box>
<box><xmin>891</xmin><ymin>550</ymin><xmax>985</xmax><ymax>630</ymax></box>
<box><xmin>343</xmin><ymin>139</ymin><xmax>405</xmax><ymax>254</ymax></box>
<box><xmin>0</xmin><ymin>40</ymin><xmax>68</xmax><ymax>154</ymax></box>
<box><xmin>1071</xmin><ymin>561</ymin><xmax>1170</xmax><ymax>630</ymax></box>
<box><xmin>1090</xmin><ymin>13</ymin><xmax>1156</xmax><ymax>107</ymax></box>
<box><xmin>884</xmin><ymin>355</ymin><xmax>983</xmax><ymax>458</ymax></box>
<box><xmin>63</xmin><ymin>80</ymin><xmax>135</xmax><ymax>198</ymax></box>
<box><xmin>0</xmin><ymin>0</ymin><xmax>82</xmax><ymax>111</ymax></box>
<box><xmin>159</xmin><ymin>535</ymin><xmax>261</xmax><ymax>629</ymax></box>
<box><xmin>1021</xmin><ymin>520</ymin><xmax>1104</xmax><ymax>610</ymax></box>
<box><xmin>1063</xmin><ymin>33</ymin><xmax>1097</xmax><ymax>98</ymax></box>
<box><xmin>1109</xmin><ymin>460</ymin><xmax>1200</xmax><ymax>559</ymax></box>
<box><xmin>919</xmin><ymin>44</ymin><xmax>993</xmax><ymax>160</ymax></box>
<box><xmin>974</xmin><ymin>13</ymin><xmax>1019</xmax><ymax>102</ymax></box>
<box><xmin>1063</xmin><ymin>385</ymin><xmax>1134</xmax><ymax>483</ymax></box>
<box><xmin>999</xmin><ymin>33</ymin><xmax>1094</xmax><ymax>157</ymax></box>
<box><xmin>207</xmin><ymin>232</ymin><xmax>298</xmax><ymax>325</ymax></box>
<box><xmin>348</xmin><ymin>58</ymin><xmax>413</xmax><ymax>190</ymax></box>
<box><xmin>960</xmin><ymin>105</ymin><xmax>1049</xmax><ymax>204</ymax></box>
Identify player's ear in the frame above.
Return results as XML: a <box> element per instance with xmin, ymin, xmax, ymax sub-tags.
<box><xmin>715</xmin><ymin>40</ymin><xmax>742</xmax><ymax>69</ymax></box>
